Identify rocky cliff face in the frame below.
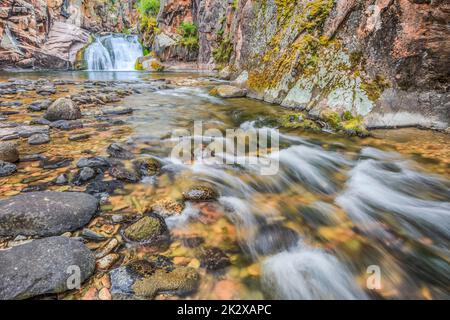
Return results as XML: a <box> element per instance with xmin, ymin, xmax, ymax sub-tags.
<box><xmin>151</xmin><ymin>0</ymin><xmax>448</xmax><ymax>130</ymax></box>
<box><xmin>0</xmin><ymin>0</ymin><xmax>138</xmax><ymax>69</ymax></box>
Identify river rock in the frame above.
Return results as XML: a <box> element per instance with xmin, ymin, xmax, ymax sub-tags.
<box><xmin>71</xmin><ymin>167</ymin><xmax>97</xmax><ymax>185</ymax></box>
<box><xmin>0</xmin><ymin>142</ymin><xmax>19</xmax><ymax>162</ymax></box>
<box><xmin>132</xmin><ymin>267</ymin><xmax>199</xmax><ymax>298</ymax></box>
<box><xmin>123</xmin><ymin>214</ymin><xmax>170</xmax><ymax>246</ymax></box>
<box><xmin>0</xmin><ymin>236</ymin><xmax>95</xmax><ymax>300</ymax></box>
<box><xmin>210</xmin><ymin>85</ymin><xmax>247</xmax><ymax>98</ymax></box>
<box><xmin>0</xmin><ymin>161</ymin><xmax>17</xmax><ymax>177</ymax></box>
<box><xmin>102</xmin><ymin>106</ymin><xmax>133</xmax><ymax>115</ymax></box>
<box><xmin>199</xmin><ymin>247</ymin><xmax>230</xmax><ymax>271</ymax></box>
<box><xmin>151</xmin><ymin>199</ymin><xmax>184</xmax><ymax>217</ymax></box>
<box><xmin>107</xmin><ymin>143</ymin><xmax>134</xmax><ymax>160</ymax></box>
<box><xmin>28</xmin><ymin>99</ymin><xmax>52</xmax><ymax>112</ymax></box>
<box><xmin>77</xmin><ymin>157</ymin><xmax>111</xmax><ymax>169</ymax></box>
<box><xmin>86</xmin><ymin>179</ymin><xmax>124</xmax><ymax>195</ymax></box>
<box><xmin>133</xmin><ymin>158</ymin><xmax>161</xmax><ymax>176</ymax></box>
<box><xmin>50</xmin><ymin>119</ymin><xmax>83</xmax><ymax>130</ymax></box>
<box><xmin>44</xmin><ymin>98</ymin><xmax>81</xmax><ymax>121</ymax></box>
<box><xmin>109</xmin><ymin>165</ymin><xmax>140</xmax><ymax>183</ymax></box>
<box><xmin>28</xmin><ymin>133</ymin><xmax>50</xmax><ymax>145</ymax></box>
<box><xmin>183</xmin><ymin>185</ymin><xmax>218</xmax><ymax>201</ymax></box>
<box><xmin>0</xmin><ymin>191</ymin><xmax>98</xmax><ymax>237</ymax></box>
<box><xmin>36</xmin><ymin>84</ymin><xmax>56</xmax><ymax>95</ymax></box>
<box><xmin>253</xmin><ymin>224</ymin><xmax>299</xmax><ymax>256</ymax></box>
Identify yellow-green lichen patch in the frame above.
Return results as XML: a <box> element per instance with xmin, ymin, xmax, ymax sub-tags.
<box><xmin>361</xmin><ymin>75</ymin><xmax>390</xmax><ymax>102</ymax></box>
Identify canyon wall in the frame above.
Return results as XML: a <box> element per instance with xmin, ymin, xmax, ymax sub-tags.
<box><xmin>0</xmin><ymin>0</ymin><xmax>138</xmax><ymax>69</ymax></box>
<box><xmin>186</xmin><ymin>0</ymin><xmax>449</xmax><ymax>130</ymax></box>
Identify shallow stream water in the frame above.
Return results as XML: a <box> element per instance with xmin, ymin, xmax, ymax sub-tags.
<box><xmin>0</xmin><ymin>71</ymin><xmax>449</xmax><ymax>300</ymax></box>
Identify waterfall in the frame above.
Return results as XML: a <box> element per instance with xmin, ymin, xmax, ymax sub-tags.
<box><xmin>85</xmin><ymin>34</ymin><xmax>143</xmax><ymax>71</ymax></box>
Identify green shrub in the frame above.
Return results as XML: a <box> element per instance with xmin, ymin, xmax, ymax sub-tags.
<box><xmin>138</xmin><ymin>0</ymin><xmax>160</xmax><ymax>16</ymax></box>
<box><xmin>213</xmin><ymin>38</ymin><xmax>233</xmax><ymax>64</ymax></box>
<box><xmin>178</xmin><ymin>22</ymin><xmax>199</xmax><ymax>49</ymax></box>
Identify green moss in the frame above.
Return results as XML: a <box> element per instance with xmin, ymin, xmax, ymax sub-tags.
<box><xmin>361</xmin><ymin>75</ymin><xmax>390</xmax><ymax>102</ymax></box>
<box><xmin>135</xmin><ymin>60</ymin><xmax>143</xmax><ymax>71</ymax></box>
<box><xmin>342</xmin><ymin>110</ymin><xmax>354</xmax><ymax>121</ymax></box>
<box><xmin>124</xmin><ymin>215</ymin><xmax>163</xmax><ymax>242</ymax></box>
<box><xmin>320</xmin><ymin>109</ymin><xmax>342</xmax><ymax>129</ymax></box>
<box><xmin>341</xmin><ymin>116</ymin><xmax>369</xmax><ymax>137</ymax></box>
<box><xmin>213</xmin><ymin>37</ymin><xmax>233</xmax><ymax>64</ymax></box>
<box><xmin>278</xmin><ymin>112</ymin><xmax>321</xmax><ymax>131</ymax></box>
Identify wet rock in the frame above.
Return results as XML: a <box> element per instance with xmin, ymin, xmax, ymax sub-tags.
<box><xmin>151</xmin><ymin>199</ymin><xmax>185</xmax><ymax>217</ymax></box>
<box><xmin>28</xmin><ymin>99</ymin><xmax>52</xmax><ymax>112</ymax></box>
<box><xmin>123</xmin><ymin>214</ymin><xmax>170</xmax><ymax>246</ymax></box>
<box><xmin>68</xmin><ymin>133</ymin><xmax>91</xmax><ymax>141</ymax></box>
<box><xmin>107</xmin><ymin>143</ymin><xmax>134</xmax><ymax>160</ymax></box>
<box><xmin>182</xmin><ymin>236</ymin><xmax>205</xmax><ymax>248</ymax></box>
<box><xmin>29</xmin><ymin>118</ymin><xmax>51</xmax><ymax>126</ymax></box>
<box><xmin>147</xmin><ymin>255</ymin><xmax>174</xmax><ymax>272</ymax></box>
<box><xmin>96</xmin><ymin>253</ymin><xmax>120</xmax><ymax>271</ymax></box>
<box><xmin>0</xmin><ymin>161</ymin><xmax>17</xmax><ymax>177</ymax></box>
<box><xmin>0</xmin><ymin>191</ymin><xmax>98</xmax><ymax>237</ymax></box>
<box><xmin>28</xmin><ymin>133</ymin><xmax>50</xmax><ymax>145</ymax></box>
<box><xmin>36</xmin><ymin>84</ymin><xmax>56</xmax><ymax>96</ymax></box>
<box><xmin>253</xmin><ymin>224</ymin><xmax>299</xmax><ymax>256</ymax></box>
<box><xmin>127</xmin><ymin>260</ymin><xmax>157</xmax><ymax>277</ymax></box>
<box><xmin>54</xmin><ymin>173</ymin><xmax>69</xmax><ymax>185</ymax></box>
<box><xmin>132</xmin><ymin>267</ymin><xmax>199</xmax><ymax>298</ymax></box>
<box><xmin>199</xmin><ymin>247</ymin><xmax>230</xmax><ymax>272</ymax></box>
<box><xmin>20</xmin><ymin>154</ymin><xmax>46</xmax><ymax>162</ymax></box>
<box><xmin>81</xmin><ymin>228</ymin><xmax>106</xmax><ymax>241</ymax></box>
<box><xmin>102</xmin><ymin>106</ymin><xmax>133</xmax><ymax>115</ymax></box>
<box><xmin>71</xmin><ymin>167</ymin><xmax>97</xmax><ymax>185</ymax></box>
<box><xmin>95</xmin><ymin>238</ymin><xmax>120</xmax><ymax>259</ymax></box>
<box><xmin>77</xmin><ymin>157</ymin><xmax>111</xmax><ymax>169</ymax></box>
<box><xmin>183</xmin><ymin>185</ymin><xmax>218</xmax><ymax>202</ymax></box>
<box><xmin>109</xmin><ymin>165</ymin><xmax>140</xmax><ymax>183</ymax></box>
<box><xmin>50</xmin><ymin>119</ymin><xmax>83</xmax><ymax>130</ymax></box>
<box><xmin>109</xmin><ymin>266</ymin><xmax>139</xmax><ymax>296</ymax></box>
<box><xmin>40</xmin><ymin>157</ymin><xmax>72</xmax><ymax>169</ymax></box>
<box><xmin>0</xmin><ymin>101</ymin><xmax>22</xmax><ymax>107</ymax></box>
<box><xmin>209</xmin><ymin>85</ymin><xmax>247</xmax><ymax>98</ymax></box>
<box><xmin>0</xmin><ymin>142</ymin><xmax>19</xmax><ymax>162</ymax></box>
<box><xmin>21</xmin><ymin>184</ymin><xmax>49</xmax><ymax>193</ymax></box>
<box><xmin>44</xmin><ymin>98</ymin><xmax>81</xmax><ymax>121</ymax></box>
<box><xmin>0</xmin><ymin>236</ymin><xmax>95</xmax><ymax>300</ymax></box>
<box><xmin>86</xmin><ymin>180</ymin><xmax>124</xmax><ymax>196</ymax></box>
<box><xmin>133</xmin><ymin>158</ymin><xmax>161</xmax><ymax>176</ymax></box>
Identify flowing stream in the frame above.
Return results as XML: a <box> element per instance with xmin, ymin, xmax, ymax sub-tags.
<box><xmin>84</xmin><ymin>34</ymin><xmax>142</xmax><ymax>71</ymax></box>
<box><xmin>0</xmin><ymin>71</ymin><xmax>448</xmax><ymax>300</ymax></box>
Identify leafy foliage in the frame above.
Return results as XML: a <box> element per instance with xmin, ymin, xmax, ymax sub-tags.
<box><xmin>137</xmin><ymin>0</ymin><xmax>160</xmax><ymax>16</ymax></box>
<box><xmin>177</xmin><ymin>22</ymin><xmax>199</xmax><ymax>49</ymax></box>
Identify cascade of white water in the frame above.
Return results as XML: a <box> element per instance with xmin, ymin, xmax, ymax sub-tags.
<box><xmin>85</xmin><ymin>34</ymin><xmax>142</xmax><ymax>71</ymax></box>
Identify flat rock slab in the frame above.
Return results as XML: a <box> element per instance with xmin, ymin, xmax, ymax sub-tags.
<box><xmin>0</xmin><ymin>236</ymin><xmax>95</xmax><ymax>300</ymax></box>
<box><xmin>0</xmin><ymin>191</ymin><xmax>98</xmax><ymax>237</ymax></box>
<box><xmin>0</xmin><ymin>125</ymin><xmax>49</xmax><ymax>140</ymax></box>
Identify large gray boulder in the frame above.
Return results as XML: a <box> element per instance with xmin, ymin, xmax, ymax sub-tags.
<box><xmin>0</xmin><ymin>191</ymin><xmax>98</xmax><ymax>237</ymax></box>
<box><xmin>44</xmin><ymin>98</ymin><xmax>81</xmax><ymax>121</ymax></box>
<box><xmin>0</xmin><ymin>237</ymin><xmax>95</xmax><ymax>300</ymax></box>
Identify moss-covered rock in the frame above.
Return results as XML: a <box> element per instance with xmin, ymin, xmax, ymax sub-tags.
<box><xmin>132</xmin><ymin>158</ymin><xmax>161</xmax><ymax>176</ymax></box>
<box><xmin>319</xmin><ymin>109</ymin><xmax>342</xmax><ymax>130</ymax></box>
<box><xmin>278</xmin><ymin>112</ymin><xmax>321</xmax><ymax>131</ymax></box>
<box><xmin>198</xmin><ymin>247</ymin><xmax>230</xmax><ymax>272</ymax></box>
<box><xmin>209</xmin><ymin>85</ymin><xmax>247</xmax><ymax>98</ymax></box>
<box><xmin>183</xmin><ymin>185</ymin><xmax>218</xmax><ymax>202</ymax></box>
<box><xmin>123</xmin><ymin>214</ymin><xmax>170</xmax><ymax>245</ymax></box>
<box><xmin>132</xmin><ymin>267</ymin><xmax>199</xmax><ymax>298</ymax></box>
<box><xmin>151</xmin><ymin>198</ymin><xmax>185</xmax><ymax>217</ymax></box>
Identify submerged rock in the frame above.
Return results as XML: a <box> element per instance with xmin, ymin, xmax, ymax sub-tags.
<box><xmin>86</xmin><ymin>179</ymin><xmax>124</xmax><ymax>196</ymax></box>
<box><xmin>28</xmin><ymin>99</ymin><xmax>52</xmax><ymax>112</ymax></box>
<box><xmin>40</xmin><ymin>156</ymin><xmax>72</xmax><ymax>169</ymax></box>
<box><xmin>253</xmin><ymin>224</ymin><xmax>299</xmax><ymax>256</ymax></box>
<box><xmin>132</xmin><ymin>267</ymin><xmax>199</xmax><ymax>298</ymax></box>
<box><xmin>109</xmin><ymin>165</ymin><xmax>140</xmax><ymax>183</ymax></box>
<box><xmin>107</xmin><ymin>143</ymin><xmax>134</xmax><ymax>160</ymax></box>
<box><xmin>183</xmin><ymin>185</ymin><xmax>218</xmax><ymax>202</ymax></box>
<box><xmin>0</xmin><ymin>236</ymin><xmax>95</xmax><ymax>300</ymax></box>
<box><xmin>28</xmin><ymin>133</ymin><xmax>50</xmax><ymax>145</ymax></box>
<box><xmin>151</xmin><ymin>198</ymin><xmax>185</xmax><ymax>217</ymax></box>
<box><xmin>50</xmin><ymin>119</ymin><xmax>83</xmax><ymax>130</ymax></box>
<box><xmin>133</xmin><ymin>158</ymin><xmax>161</xmax><ymax>176</ymax></box>
<box><xmin>0</xmin><ymin>191</ymin><xmax>98</xmax><ymax>237</ymax></box>
<box><xmin>77</xmin><ymin>157</ymin><xmax>110</xmax><ymax>169</ymax></box>
<box><xmin>0</xmin><ymin>142</ymin><xmax>19</xmax><ymax>162</ymax></box>
<box><xmin>123</xmin><ymin>214</ymin><xmax>170</xmax><ymax>246</ymax></box>
<box><xmin>0</xmin><ymin>161</ymin><xmax>17</xmax><ymax>177</ymax></box>
<box><xmin>209</xmin><ymin>85</ymin><xmax>247</xmax><ymax>98</ymax></box>
<box><xmin>44</xmin><ymin>98</ymin><xmax>81</xmax><ymax>121</ymax></box>
<box><xmin>102</xmin><ymin>106</ymin><xmax>133</xmax><ymax>115</ymax></box>
<box><xmin>199</xmin><ymin>247</ymin><xmax>230</xmax><ymax>272</ymax></box>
